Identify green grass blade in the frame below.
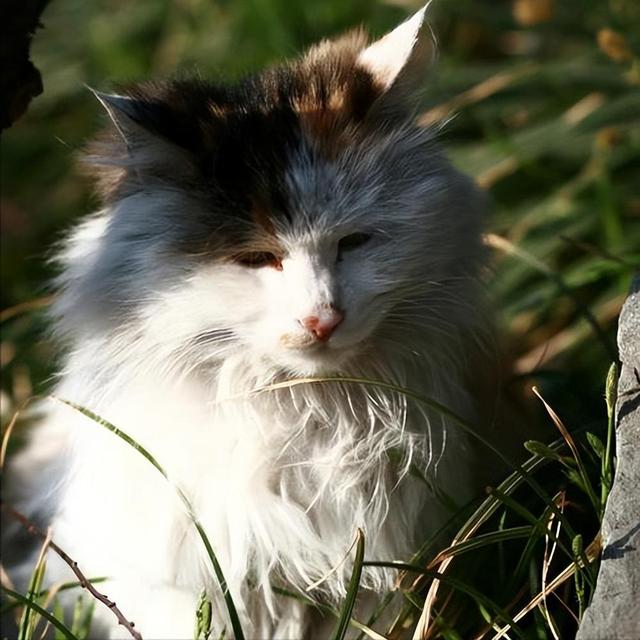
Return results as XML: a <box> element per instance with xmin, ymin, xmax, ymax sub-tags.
<box><xmin>363</xmin><ymin>562</ymin><xmax>525</xmax><ymax>639</ymax></box>
<box><xmin>70</xmin><ymin>595</ymin><xmax>83</xmax><ymax>635</ymax></box>
<box><xmin>532</xmin><ymin>387</ymin><xmax>601</xmax><ymax>517</ymax></box>
<box><xmin>2</xmin><ymin>587</ymin><xmax>80</xmax><ymax>640</ymax></box>
<box><xmin>330</xmin><ymin>528</ymin><xmax>365</xmax><ymax>640</ymax></box>
<box><xmin>18</xmin><ymin>537</ymin><xmax>48</xmax><ymax>640</ymax></box>
<box><xmin>431</xmin><ymin>525</ymin><xmax>533</xmax><ymax>561</ymax></box>
<box><xmin>70</xmin><ymin>596</ymin><xmax>94</xmax><ymax>639</ymax></box>
<box><xmin>0</xmin><ymin>578</ymin><xmax>108</xmax><ymax>617</ymax></box>
<box><xmin>489</xmin><ymin>488</ymin><xmax>580</xmax><ymax>571</ymax></box>
<box><xmin>485</xmin><ymin>233</ymin><xmax>617</xmax><ymax>361</ymax></box>
<box><xmin>52</xmin><ymin>599</ymin><xmax>66</xmax><ymax>640</ymax></box>
<box><xmin>55</xmin><ymin>397</ymin><xmax>245</xmax><ymax>640</ymax></box>
<box><xmin>273</xmin><ymin>583</ymin><xmax>386</xmax><ymax>640</ymax></box>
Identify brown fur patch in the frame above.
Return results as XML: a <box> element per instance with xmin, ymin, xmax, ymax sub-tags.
<box><xmin>294</xmin><ymin>31</ymin><xmax>384</xmax><ymax>158</ymax></box>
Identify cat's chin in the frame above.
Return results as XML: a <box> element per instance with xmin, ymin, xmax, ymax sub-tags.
<box><xmin>272</xmin><ymin>343</ymin><xmax>355</xmax><ymax>377</ymax></box>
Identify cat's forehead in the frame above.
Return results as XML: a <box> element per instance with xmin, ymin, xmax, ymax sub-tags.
<box><xmin>185</xmin><ymin>40</ymin><xmax>388</xmax><ymax>232</ymax></box>
<box><xmin>91</xmin><ymin>9</ymin><xmax>438</xmax><ymax>242</ymax></box>
<box><xmin>207</xmin><ymin>31</ymin><xmax>382</xmax><ymax>149</ymax></box>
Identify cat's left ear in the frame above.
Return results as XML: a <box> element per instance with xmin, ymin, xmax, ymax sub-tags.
<box><xmin>90</xmin><ymin>90</ymin><xmax>149</xmax><ymax>150</ymax></box>
<box><xmin>357</xmin><ymin>3</ymin><xmax>435</xmax><ymax>98</ymax></box>
<box><xmin>89</xmin><ymin>88</ymin><xmax>201</xmax><ymax>154</ymax></box>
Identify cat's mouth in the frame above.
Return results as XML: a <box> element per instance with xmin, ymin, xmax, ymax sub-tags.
<box><xmin>277</xmin><ymin>329</ymin><xmax>360</xmax><ymax>374</ymax></box>
<box><xmin>279</xmin><ymin>331</ymin><xmax>320</xmax><ymax>350</ymax></box>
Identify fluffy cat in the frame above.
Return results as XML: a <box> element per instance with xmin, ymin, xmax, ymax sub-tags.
<box><xmin>7</xmin><ymin>5</ymin><xmax>504</xmax><ymax>638</ymax></box>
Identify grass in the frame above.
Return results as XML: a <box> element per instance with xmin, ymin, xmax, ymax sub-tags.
<box><xmin>1</xmin><ymin>0</ymin><xmax>639</xmax><ymax>638</ymax></box>
<box><xmin>0</xmin><ymin>368</ymin><xmax>620</xmax><ymax>638</ymax></box>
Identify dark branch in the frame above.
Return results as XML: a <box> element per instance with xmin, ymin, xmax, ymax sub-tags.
<box><xmin>1</xmin><ymin>500</ymin><xmax>143</xmax><ymax>640</ymax></box>
<box><xmin>0</xmin><ymin>0</ymin><xmax>51</xmax><ymax>129</ymax></box>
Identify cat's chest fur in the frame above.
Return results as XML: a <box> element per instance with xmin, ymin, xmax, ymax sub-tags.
<box><xmin>41</xmin><ymin>339</ymin><xmax>468</xmax><ymax>620</ymax></box>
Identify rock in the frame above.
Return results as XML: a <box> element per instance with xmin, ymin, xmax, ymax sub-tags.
<box><xmin>577</xmin><ymin>276</ymin><xmax>640</xmax><ymax>640</ymax></box>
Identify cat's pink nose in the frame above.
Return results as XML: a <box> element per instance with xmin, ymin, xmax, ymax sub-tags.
<box><xmin>299</xmin><ymin>307</ymin><xmax>344</xmax><ymax>342</ymax></box>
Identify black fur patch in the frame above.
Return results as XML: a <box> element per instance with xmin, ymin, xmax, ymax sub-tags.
<box><xmin>90</xmin><ymin>32</ymin><xmax>386</xmax><ymax>251</ymax></box>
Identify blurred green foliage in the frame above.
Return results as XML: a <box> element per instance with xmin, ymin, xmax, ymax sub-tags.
<box><xmin>1</xmin><ymin>1</ymin><xmax>639</xmax><ymax>634</ymax></box>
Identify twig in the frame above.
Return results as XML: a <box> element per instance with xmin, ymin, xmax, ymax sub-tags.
<box><xmin>418</xmin><ymin>64</ymin><xmax>539</xmax><ymax>126</ymax></box>
<box><xmin>0</xmin><ymin>295</ymin><xmax>54</xmax><ymax>323</ymax></box>
<box><xmin>1</xmin><ymin>500</ymin><xmax>143</xmax><ymax>640</ymax></box>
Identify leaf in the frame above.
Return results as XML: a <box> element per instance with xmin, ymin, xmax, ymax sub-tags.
<box><xmin>572</xmin><ymin>534</ymin><xmax>583</xmax><ymax>558</ymax></box>
<box><xmin>0</xmin><ymin>578</ymin><xmax>108</xmax><ymax>617</ymax></box>
<box><xmin>586</xmin><ymin>432</ymin><xmax>605</xmax><ymax>459</ymax></box>
<box><xmin>75</xmin><ymin>598</ymin><xmax>95</xmax><ymax>640</ymax></box>
<box><xmin>429</xmin><ymin>526</ymin><xmax>533</xmax><ymax>565</ymax></box>
<box><xmin>18</xmin><ymin>533</ymin><xmax>49</xmax><ymax>640</ymax></box>
<box><xmin>194</xmin><ymin>590</ymin><xmax>212</xmax><ymax>640</ymax></box>
<box><xmin>52</xmin><ymin>599</ymin><xmax>66</xmax><ymax>640</ymax></box>
<box><xmin>564</xmin><ymin>467</ymin><xmax>586</xmax><ymax>491</ymax></box>
<box><xmin>605</xmin><ymin>362</ymin><xmax>619</xmax><ymax>421</ymax></box>
<box><xmin>70</xmin><ymin>595</ymin><xmax>83</xmax><ymax>635</ymax></box>
<box><xmin>524</xmin><ymin>440</ymin><xmax>565</xmax><ymax>463</ymax></box>
<box><xmin>533</xmin><ymin>387</ymin><xmax>601</xmax><ymax>515</ymax></box>
<box><xmin>363</xmin><ymin>561</ymin><xmax>526</xmax><ymax>639</ymax></box>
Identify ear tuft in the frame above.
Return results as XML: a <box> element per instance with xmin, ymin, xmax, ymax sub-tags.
<box><xmin>90</xmin><ymin>89</ymin><xmax>143</xmax><ymax>122</ymax></box>
<box><xmin>88</xmin><ymin>86</ymin><xmax>202</xmax><ymax>153</ymax></box>
<box><xmin>357</xmin><ymin>3</ymin><xmax>435</xmax><ymax>92</ymax></box>
<box><xmin>88</xmin><ymin>87</ymin><xmax>154</xmax><ymax>149</ymax></box>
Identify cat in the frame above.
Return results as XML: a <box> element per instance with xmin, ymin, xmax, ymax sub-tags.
<box><xmin>6</xmin><ymin>4</ymin><xmax>505</xmax><ymax>638</ymax></box>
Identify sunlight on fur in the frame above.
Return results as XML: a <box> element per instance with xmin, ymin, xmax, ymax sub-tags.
<box><xmin>5</xmin><ymin>4</ymin><xmax>512</xmax><ymax>638</ymax></box>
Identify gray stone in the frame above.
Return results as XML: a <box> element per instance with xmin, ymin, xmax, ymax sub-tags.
<box><xmin>577</xmin><ymin>275</ymin><xmax>640</xmax><ymax>640</ymax></box>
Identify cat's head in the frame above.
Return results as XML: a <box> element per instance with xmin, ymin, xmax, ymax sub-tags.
<box><xmin>64</xmin><ymin>5</ymin><xmax>484</xmax><ymax>377</ymax></box>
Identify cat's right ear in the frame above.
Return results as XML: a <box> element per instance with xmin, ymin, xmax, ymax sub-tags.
<box><xmin>357</xmin><ymin>3</ymin><xmax>435</xmax><ymax>113</ymax></box>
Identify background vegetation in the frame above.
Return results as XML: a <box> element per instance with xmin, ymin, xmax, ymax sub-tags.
<box><xmin>1</xmin><ymin>0</ymin><xmax>639</xmax><ymax>638</ymax></box>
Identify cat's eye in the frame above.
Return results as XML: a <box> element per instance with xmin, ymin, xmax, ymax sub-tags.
<box><xmin>338</xmin><ymin>232</ymin><xmax>372</xmax><ymax>254</ymax></box>
<box><xmin>234</xmin><ymin>251</ymin><xmax>283</xmax><ymax>270</ymax></box>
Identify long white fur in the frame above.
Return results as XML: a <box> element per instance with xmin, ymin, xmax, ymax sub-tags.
<box><xmin>9</xmin><ymin>7</ymin><xmax>491</xmax><ymax>639</ymax></box>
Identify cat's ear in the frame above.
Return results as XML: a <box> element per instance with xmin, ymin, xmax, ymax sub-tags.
<box><xmin>357</xmin><ymin>4</ymin><xmax>435</xmax><ymax>98</ymax></box>
<box><xmin>90</xmin><ymin>90</ymin><xmax>146</xmax><ymax>151</ymax></box>
<box><xmin>89</xmin><ymin>88</ymin><xmax>201</xmax><ymax>154</ymax></box>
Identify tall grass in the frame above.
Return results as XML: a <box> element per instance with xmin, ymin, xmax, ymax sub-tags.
<box><xmin>1</xmin><ymin>365</ymin><xmax>619</xmax><ymax>638</ymax></box>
